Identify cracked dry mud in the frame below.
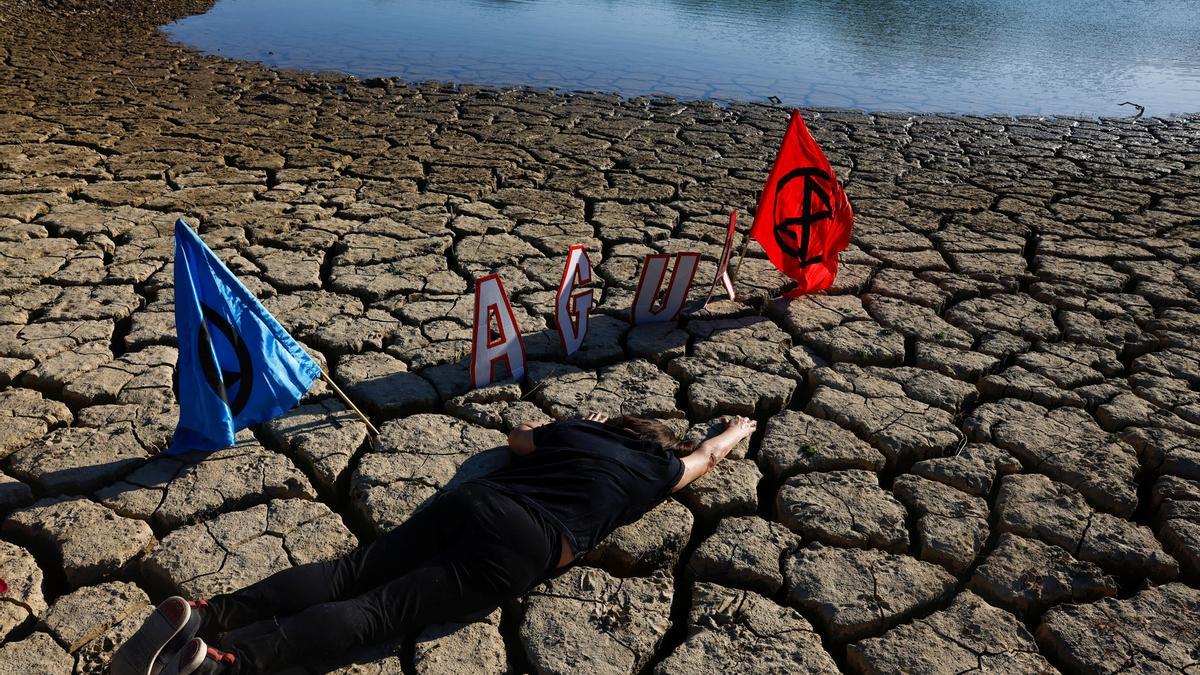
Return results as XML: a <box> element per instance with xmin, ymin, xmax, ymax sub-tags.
<box><xmin>0</xmin><ymin>0</ymin><xmax>1198</xmax><ymax>672</ymax></box>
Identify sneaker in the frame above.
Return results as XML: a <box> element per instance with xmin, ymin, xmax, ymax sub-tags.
<box><xmin>162</xmin><ymin>638</ymin><xmax>236</xmax><ymax>675</ymax></box>
<box><xmin>155</xmin><ymin>600</ymin><xmax>206</xmax><ymax>672</ymax></box>
<box><xmin>111</xmin><ymin>596</ymin><xmax>193</xmax><ymax>675</ymax></box>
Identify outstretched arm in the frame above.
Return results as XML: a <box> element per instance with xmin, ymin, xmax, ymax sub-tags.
<box><xmin>672</xmin><ymin>416</ymin><xmax>756</xmax><ymax>492</ymax></box>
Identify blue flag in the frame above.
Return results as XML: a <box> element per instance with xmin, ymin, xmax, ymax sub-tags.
<box><xmin>170</xmin><ymin>219</ymin><xmax>320</xmax><ymax>454</ymax></box>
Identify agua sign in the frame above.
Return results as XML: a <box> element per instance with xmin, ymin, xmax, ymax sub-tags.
<box><xmin>469</xmin><ymin>110</ymin><xmax>854</xmax><ymax>390</ymax></box>
<box><xmin>470</xmin><ymin>247</ymin><xmax>712</xmax><ymax>389</ymax></box>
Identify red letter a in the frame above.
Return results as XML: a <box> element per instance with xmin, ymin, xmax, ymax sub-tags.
<box><xmin>471</xmin><ymin>274</ymin><xmax>525</xmax><ymax>389</ymax></box>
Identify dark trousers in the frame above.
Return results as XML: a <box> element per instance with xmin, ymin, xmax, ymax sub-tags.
<box><xmin>199</xmin><ymin>483</ymin><xmax>556</xmax><ymax>674</ymax></box>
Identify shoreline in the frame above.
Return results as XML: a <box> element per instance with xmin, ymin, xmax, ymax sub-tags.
<box><xmin>6</xmin><ymin>0</ymin><xmax>1199</xmax><ymax>123</ymax></box>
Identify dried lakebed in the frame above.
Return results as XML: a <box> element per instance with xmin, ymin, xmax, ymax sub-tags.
<box><xmin>0</xmin><ymin>2</ymin><xmax>1199</xmax><ymax>674</ymax></box>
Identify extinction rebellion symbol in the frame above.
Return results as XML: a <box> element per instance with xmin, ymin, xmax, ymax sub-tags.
<box><xmin>773</xmin><ymin>167</ymin><xmax>833</xmax><ymax>268</ymax></box>
<box><xmin>198</xmin><ymin>303</ymin><xmax>254</xmax><ymax>417</ymax></box>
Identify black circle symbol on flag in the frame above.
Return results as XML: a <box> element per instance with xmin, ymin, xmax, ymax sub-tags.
<box><xmin>198</xmin><ymin>303</ymin><xmax>255</xmax><ymax>417</ymax></box>
<box><xmin>773</xmin><ymin>167</ymin><xmax>832</xmax><ymax>268</ymax></box>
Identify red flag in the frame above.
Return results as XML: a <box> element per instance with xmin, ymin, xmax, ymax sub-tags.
<box><xmin>750</xmin><ymin>110</ymin><xmax>853</xmax><ymax>296</ymax></box>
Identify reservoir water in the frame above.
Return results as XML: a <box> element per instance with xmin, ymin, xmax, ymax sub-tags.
<box><xmin>165</xmin><ymin>0</ymin><xmax>1200</xmax><ymax>116</ymax></box>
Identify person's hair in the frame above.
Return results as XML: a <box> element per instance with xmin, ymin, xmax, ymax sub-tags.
<box><xmin>608</xmin><ymin>416</ymin><xmax>698</xmax><ymax>457</ymax></box>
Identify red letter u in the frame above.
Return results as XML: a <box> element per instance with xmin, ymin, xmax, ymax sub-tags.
<box><xmin>631</xmin><ymin>252</ymin><xmax>701</xmax><ymax>325</ymax></box>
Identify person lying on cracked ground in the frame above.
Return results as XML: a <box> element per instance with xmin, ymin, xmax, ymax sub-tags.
<box><xmin>111</xmin><ymin>412</ymin><xmax>757</xmax><ymax>675</ymax></box>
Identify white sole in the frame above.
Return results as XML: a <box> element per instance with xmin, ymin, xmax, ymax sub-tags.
<box><xmin>162</xmin><ymin>638</ymin><xmax>208</xmax><ymax>675</ymax></box>
<box><xmin>111</xmin><ymin>599</ymin><xmax>191</xmax><ymax>675</ymax></box>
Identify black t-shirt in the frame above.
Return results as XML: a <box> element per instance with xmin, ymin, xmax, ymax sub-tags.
<box><xmin>471</xmin><ymin>419</ymin><xmax>685</xmax><ymax>557</ymax></box>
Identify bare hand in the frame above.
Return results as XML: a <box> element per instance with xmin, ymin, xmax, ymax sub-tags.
<box><xmin>519</xmin><ymin>419</ymin><xmax>550</xmax><ymax>430</ymax></box>
<box><xmin>585</xmin><ymin>412</ymin><xmax>609</xmax><ymax>423</ymax></box>
<box><xmin>723</xmin><ymin>415</ymin><xmax>756</xmax><ymax>443</ymax></box>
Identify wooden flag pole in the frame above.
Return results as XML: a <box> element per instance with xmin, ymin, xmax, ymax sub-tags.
<box><xmin>700</xmin><ymin>275</ymin><xmax>718</xmax><ymax>309</ymax></box>
<box><xmin>729</xmin><ymin>233</ymin><xmax>753</xmax><ymax>285</ymax></box>
<box><xmin>318</xmin><ymin>369</ymin><xmax>380</xmax><ymax>438</ymax></box>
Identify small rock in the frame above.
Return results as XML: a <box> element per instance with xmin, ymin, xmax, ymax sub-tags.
<box><xmin>667</xmin><ymin>356</ymin><xmax>795</xmax><ymax>418</ymax></box>
<box><xmin>42</xmin><ymin>581</ymin><xmax>149</xmax><ymax>652</ymax></box>
<box><xmin>785</xmin><ymin>543</ymin><xmax>955</xmax><ymax>642</ymax></box>
<box><xmin>867</xmin><ymin>268</ymin><xmax>951</xmax><ymax>310</ymax></box>
<box><xmin>0</xmin><ymin>472</ymin><xmax>34</xmax><ymax>513</ymax></box>
<box><xmin>3</xmin><ymin>497</ymin><xmax>155</xmax><ymax>588</ymax></box>
<box><xmin>968</xmin><ymin>533</ymin><xmax>1118</xmax><ymax>618</ymax></box>
<box><xmin>0</xmin><ymin>387</ymin><xmax>73</xmax><ymax>460</ymax></box>
<box><xmin>976</xmin><ymin>330</ymin><xmax>1032</xmax><ymax>359</ymax></box>
<box><xmin>351</xmin><ymin>414</ymin><xmax>508</xmax><ymax>533</ymax></box>
<box><xmin>445</xmin><ymin>381</ymin><xmax>524</xmax><ymax>430</ymax></box>
<box><xmin>262</xmin><ymin>398</ymin><xmax>369</xmax><ymax>496</ymax></box>
<box><xmin>521</xmin><ymin>567</ymin><xmax>673</xmax><ymax>675</ymax></box>
<box><xmin>979</xmin><ymin>365</ymin><xmax>1087</xmax><ymax>409</ymax></box>
<box><xmin>1015</xmin><ymin>341</ymin><xmax>1121</xmax><ymax>388</ymax></box>
<box><xmin>767</xmin><ymin>294</ymin><xmax>869</xmax><ymax>337</ymax></box>
<box><xmin>311</xmin><ymin>309</ymin><xmax>412</xmax><ymax>356</ymax></box>
<box><xmin>967</xmin><ymin>398</ymin><xmax>1140</xmax><ymax>516</ymax></box>
<box><xmin>757</xmin><ymin>409</ymin><xmax>886</xmax><ymax>480</ymax></box>
<box><xmin>848</xmin><ymin>591</ymin><xmax>1057</xmax><ymax>674</ymax></box>
<box><xmin>0</xmin><ymin>540</ymin><xmax>46</xmax><ymax>641</ymax></box>
<box><xmin>0</xmin><ymin>632</ymin><xmax>74</xmax><ymax>675</ymax></box>
<box><xmin>1036</xmin><ymin>583</ymin><xmax>1200</xmax><ymax>674</ymax></box>
<box><xmin>38</xmin><ymin>284</ymin><xmax>142</xmax><ymax>323</ymax></box>
<box><xmin>893</xmin><ymin>474</ymin><xmax>989</xmax><ymax>574</ymax></box>
<box><xmin>7</xmin><ymin>403</ymin><xmax>175</xmax><ymax>493</ymax></box>
<box><xmin>0</xmin><ymin>318</ymin><xmax>112</xmax><ymax>364</ymax></box>
<box><xmin>144</xmin><ymin>499</ymin><xmax>356</xmax><ymax>598</ymax></box>
<box><xmin>776</xmin><ymin>470</ymin><xmax>909</xmax><ymax>552</ymax></box>
<box><xmin>60</xmin><ymin>344</ymin><xmax>176</xmax><ymax>408</ymax></box>
<box><xmin>687</xmin><ymin>516</ymin><xmax>800</xmax><ymax>596</ymax></box>
<box><xmin>864</xmin><ymin>294</ymin><xmax>973</xmax><ymax>349</ymax></box>
<box><xmin>800</xmin><ymin>319</ymin><xmax>906</xmax><ymax>366</ymax></box>
<box><xmin>334</xmin><ymin>351</ymin><xmax>438</xmax><ymax>420</ymax></box>
<box><xmin>994</xmin><ymin>474</ymin><xmax>1178</xmax><ymax>580</ymax></box>
<box><xmin>807</xmin><ymin>364</ymin><xmax>961</xmax><ymax>468</ymax></box>
<box><xmin>655</xmin><ymin>582</ymin><xmax>838</xmax><ymax>673</ymax></box>
<box><xmin>95</xmin><ymin>435</ymin><xmax>314</xmax><ymax>529</ymax></box>
<box><xmin>862</xmin><ymin>364</ymin><xmax>979</xmax><ymax>414</ymax></box>
<box><xmin>1125</xmin><ymin>426</ymin><xmax>1200</xmax><ymax>480</ymax></box>
<box><xmin>528</xmin><ymin>359</ymin><xmax>684</xmax><ymax>420</ymax></box>
<box><xmin>675</xmin><ymin>458</ymin><xmax>760</xmax><ymax>525</ymax></box>
<box><xmin>586</xmin><ymin>499</ymin><xmax>693</xmax><ymax>576</ymax></box>
<box><xmin>910</xmin><ymin>442</ymin><xmax>1021</xmax><ymax>498</ymax></box>
<box><xmin>913</xmin><ymin>341</ymin><xmax>999</xmax><ymax>381</ymax></box>
<box><xmin>626</xmin><ymin>323</ymin><xmax>688</xmax><ymax>366</ymax></box>
<box><xmin>945</xmin><ymin>293</ymin><xmax>1059</xmax><ymax>342</ymax></box>
<box><xmin>1153</xmin><ymin>475</ymin><xmax>1200</xmax><ymax>576</ymax></box>
<box><xmin>414</xmin><ymin>609</ymin><xmax>507</xmax><ymax>675</ymax></box>
<box><xmin>688</xmin><ymin>316</ymin><xmax>801</xmax><ymax>380</ymax></box>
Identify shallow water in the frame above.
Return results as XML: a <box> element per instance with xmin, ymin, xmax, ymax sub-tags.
<box><xmin>165</xmin><ymin>0</ymin><xmax>1200</xmax><ymax>116</ymax></box>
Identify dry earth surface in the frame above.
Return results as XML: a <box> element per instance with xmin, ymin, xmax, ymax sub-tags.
<box><xmin>0</xmin><ymin>1</ymin><xmax>1199</xmax><ymax>673</ymax></box>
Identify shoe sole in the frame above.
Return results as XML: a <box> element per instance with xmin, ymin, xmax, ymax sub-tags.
<box><xmin>111</xmin><ymin>598</ymin><xmax>191</xmax><ymax>675</ymax></box>
<box><xmin>162</xmin><ymin>638</ymin><xmax>207</xmax><ymax>675</ymax></box>
<box><xmin>155</xmin><ymin>609</ymin><xmax>202</xmax><ymax>675</ymax></box>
